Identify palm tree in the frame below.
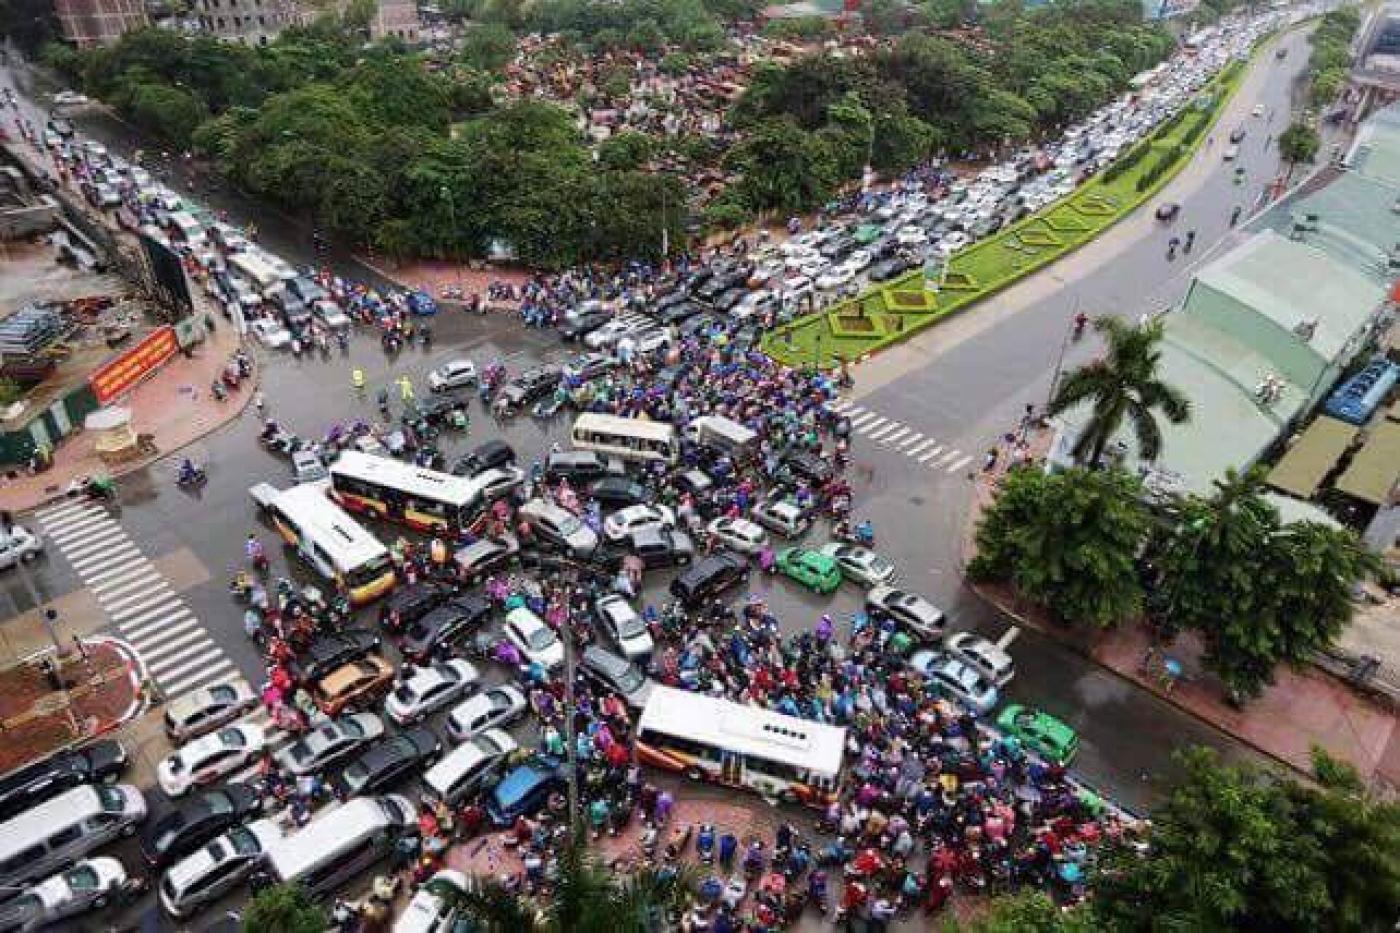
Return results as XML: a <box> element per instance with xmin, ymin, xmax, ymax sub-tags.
<box><xmin>443</xmin><ymin>834</ymin><xmax>695</xmax><ymax>933</ymax></box>
<box><xmin>1048</xmin><ymin>315</ymin><xmax>1191</xmax><ymax>467</ymax></box>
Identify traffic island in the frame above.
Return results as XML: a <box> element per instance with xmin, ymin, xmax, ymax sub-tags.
<box><xmin>763</xmin><ymin>43</ymin><xmax>1262</xmax><ymax>369</ymax></box>
<box><xmin>0</xmin><ymin>636</ymin><xmax>143</xmax><ymax>774</ymax></box>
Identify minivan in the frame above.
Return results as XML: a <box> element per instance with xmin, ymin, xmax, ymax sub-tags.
<box><xmin>264</xmin><ymin>795</ymin><xmax>412</xmax><ymax>898</ymax></box>
<box><xmin>543</xmin><ymin>450</ymin><xmax>613</xmax><ymax>483</ymax></box>
<box><xmin>0</xmin><ymin>784</ymin><xmax>147</xmax><ymax>888</ymax></box>
<box><xmin>422</xmin><ymin>729</ymin><xmax>518</xmax><ymax>805</ymax></box>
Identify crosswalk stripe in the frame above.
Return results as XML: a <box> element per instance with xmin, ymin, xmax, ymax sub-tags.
<box><xmin>905</xmin><ymin>439</ymin><xmax>937</xmax><ymax>457</ymax></box>
<box><xmin>946</xmin><ymin>454</ymin><xmax>974</xmax><ymax>473</ymax></box>
<box><xmin>141</xmin><ymin>629</ymin><xmax>212</xmax><ymax>665</ymax></box>
<box><xmin>123</xmin><ymin>612</ymin><xmax>199</xmax><ymax>645</ymax></box>
<box><xmin>154</xmin><ymin>649</ymin><xmax>225</xmax><ymax>684</ymax></box>
<box><xmin>91</xmin><ymin>565</ymin><xmax>160</xmax><ymax>595</ymax></box>
<box><xmin>44</xmin><ymin>513</ymin><xmax>114</xmax><ymax>542</ymax></box>
<box><xmin>84</xmin><ymin>557</ymin><xmax>153</xmax><ymax>587</ymax></box>
<box><xmin>62</xmin><ymin>526</ymin><xmax>132</xmax><ymax>561</ymax></box>
<box><xmin>37</xmin><ymin>499</ymin><xmax>93</xmax><ymax>522</ymax></box>
<box><xmin>828</xmin><ymin>399</ymin><xmax>855</xmax><ymax>412</ymax></box>
<box><xmin>38</xmin><ymin>507</ymin><xmax>104</xmax><ymax>532</ymax></box>
<box><xmin>896</xmin><ymin>432</ymin><xmax>924</xmax><ymax>449</ymax></box>
<box><xmin>849</xmin><ymin>412</ymin><xmax>884</xmax><ymax>430</ymax></box>
<box><xmin>93</xmin><ymin>568</ymin><xmax>163</xmax><ymax>602</ymax></box>
<box><xmin>919</xmin><ymin>446</ymin><xmax>945</xmax><ymax>462</ymax></box>
<box><xmin>865</xmin><ymin>422</ymin><xmax>902</xmax><ymax>441</ymax></box>
<box><xmin>879</xmin><ymin>427</ymin><xmax>911</xmax><ymax>445</ymax></box>
<box><xmin>105</xmin><ymin>587</ymin><xmax>176</xmax><ymax>618</ymax></box>
<box><xmin>936</xmin><ymin>450</ymin><xmax>962</xmax><ymax>466</ymax></box>
<box><xmin>163</xmin><ymin>660</ymin><xmax>237</xmax><ymax>697</ymax></box>
<box><xmin>69</xmin><ymin>541</ymin><xmax>140</xmax><ymax>573</ymax></box>
<box><xmin>839</xmin><ymin>405</ymin><xmax>865</xmax><ymax>418</ymax></box>
<box><xmin>119</xmin><ymin>604</ymin><xmax>194</xmax><ymax>638</ymax></box>
<box><xmin>147</xmin><ymin>637</ymin><xmax>219</xmax><ymax>674</ymax></box>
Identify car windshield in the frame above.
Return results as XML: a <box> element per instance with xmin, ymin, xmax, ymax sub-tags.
<box><xmin>616</xmin><ymin>614</ymin><xmax>646</xmax><ymax>638</ymax></box>
<box><xmin>227</xmin><ymin>826</ymin><xmax>262</xmax><ymax>857</ymax></box>
<box><xmin>475</xmin><ymin>734</ymin><xmax>506</xmax><ymax>756</ymax></box>
<box><xmin>208</xmin><ymin>684</ymin><xmax>236</xmax><ymax>704</ymax></box>
<box><xmin>527</xmin><ymin>626</ymin><xmax>557</xmax><ymax>651</ymax></box>
<box><xmin>208</xmin><ymin>791</ymin><xmax>234</xmax><ymax>814</ymax></box>
<box><xmin>97</xmin><ymin>785</ymin><xmax>126</xmax><ymax>812</ymax></box>
<box><xmin>217</xmin><ymin>728</ymin><xmax>246</xmax><ymax>748</ymax></box>
<box><xmin>341</xmin><ymin>762</ymin><xmax>369</xmax><ymax>791</ymax></box>
<box><xmin>558</xmin><ymin>515</ymin><xmax>583</xmax><ymax>536</ymax></box>
<box><xmin>870</xmin><ymin>556</ymin><xmax>893</xmax><ymax>574</ymax></box>
<box><xmin>67</xmin><ymin>865</ymin><xmax>99</xmax><ymax>889</ymax></box>
<box><xmin>341</xmin><ymin>718</ymin><xmax>366</xmax><ymax>739</ymax></box>
<box><xmin>613</xmin><ymin>664</ymin><xmax>644</xmax><ymax>692</ymax></box>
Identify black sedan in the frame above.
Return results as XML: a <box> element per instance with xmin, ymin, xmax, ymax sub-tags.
<box><xmin>587</xmin><ymin>476</ymin><xmax>651</xmax><ymax>510</ymax></box>
<box><xmin>138</xmin><ymin>784</ymin><xmax>262</xmax><ymax>868</ymax></box>
<box><xmin>0</xmin><ymin>738</ymin><xmax>128</xmax><ymax>820</ymax></box>
<box><xmin>560</xmin><ymin>310</ymin><xmax>611</xmax><ymax>341</ymax></box>
<box><xmin>331</xmin><ymin>728</ymin><xmax>442</xmax><ymax>798</ymax></box>
<box><xmin>399</xmin><ymin>595</ymin><xmax>492</xmax><ymax>663</ymax></box>
<box><xmin>378</xmin><ymin>582</ymin><xmax>453</xmax><ymax>634</ymax></box>
<box><xmin>453</xmin><ymin>439</ymin><xmax>515</xmax><ymax>478</ymax></box>
<box><xmin>292</xmin><ymin>629</ymin><xmax>382</xmax><ymax>683</ymax></box>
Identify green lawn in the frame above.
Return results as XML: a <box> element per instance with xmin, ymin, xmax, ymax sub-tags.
<box><xmin>763</xmin><ymin>54</ymin><xmax>1254</xmax><ymax>369</ymax></box>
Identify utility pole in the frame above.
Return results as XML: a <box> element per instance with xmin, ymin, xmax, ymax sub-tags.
<box><xmin>1044</xmin><ymin>296</ymin><xmax>1082</xmax><ymax>410</ymax></box>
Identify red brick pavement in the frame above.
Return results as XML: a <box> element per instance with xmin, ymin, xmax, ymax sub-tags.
<box><xmin>0</xmin><ymin>639</ymin><xmax>141</xmax><ymax>773</ymax></box>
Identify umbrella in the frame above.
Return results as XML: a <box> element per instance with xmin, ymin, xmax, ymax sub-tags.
<box><xmin>849</xmin><ymin>849</ymin><xmax>885</xmax><ymax>877</ymax></box>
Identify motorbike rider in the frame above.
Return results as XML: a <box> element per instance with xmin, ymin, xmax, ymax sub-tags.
<box><xmin>246</xmin><ymin>534</ymin><xmax>266</xmax><ymax>566</ymax></box>
<box><xmin>1073</xmin><ymin>311</ymin><xmax>1088</xmax><ymax>337</ymax></box>
<box><xmin>178</xmin><ymin>458</ymin><xmax>200</xmax><ymax>484</ymax></box>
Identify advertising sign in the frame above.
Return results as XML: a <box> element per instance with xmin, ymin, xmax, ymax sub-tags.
<box><xmin>89</xmin><ymin>325</ymin><xmax>177</xmax><ymax>404</ymax></box>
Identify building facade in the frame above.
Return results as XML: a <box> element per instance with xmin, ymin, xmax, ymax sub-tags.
<box><xmin>195</xmin><ymin>0</ymin><xmax>300</xmax><ymax>45</ymax></box>
<box><xmin>54</xmin><ymin>0</ymin><xmax>148</xmax><ymax>48</ymax></box>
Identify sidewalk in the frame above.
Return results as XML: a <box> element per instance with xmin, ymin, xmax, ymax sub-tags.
<box><xmin>0</xmin><ymin>636</ymin><xmax>144</xmax><ymax>774</ymax></box>
<box><xmin>0</xmin><ymin>306</ymin><xmax>249</xmax><ymax>514</ymax></box>
<box><xmin>961</xmin><ymin>447</ymin><xmax>1400</xmax><ymax>793</ymax></box>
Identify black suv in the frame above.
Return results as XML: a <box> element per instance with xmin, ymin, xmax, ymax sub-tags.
<box><xmin>331</xmin><ymin>728</ymin><xmax>442</xmax><ymax>798</ymax></box>
<box><xmin>779</xmin><ymin>451</ymin><xmax>834</xmax><ymax>487</ymax></box>
<box><xmin>293</xmin><ymin>629</ymin><xmax>382</xmax><ymax>683</ymax></box>
<box><xmin>400</xmin><ymin>595</ymin><xmax>493</xmax><ymax>663</ymax></box>
<box><xmin>587</xmin><ymin>476</ymin><xmax>650</xmax><ymax>510</ymax></box>
<box><xmin>670</xmin><ymin>552</ymin><xmax>749</xmax><ymax>606</ymax></box>
<box><xmin>613</xmin><ymin>527</ymin><xmax>695</xmax><ymax>570</ymax></box>
<box><xmin>139</xmin><ymin>784</ymin><xmax>262</xmax><ymax>868</ymax></box>
<box><xmin>453</xmin><ymin>440</ymin><xmax>516</xmax><ymax>478</ymax></box>
<box><xmin>500</xmin><ymin>366</ymin><xmax>562</xmax><ymax>409</ymax></box>
<box><xmin>379</xmin><ymin>582</ymin><xmax>453</xmax><ymax>634</ymax></box>
<box><xmin>0</xmin><ymin>739</ymin><xmax>128</xmax><ymax>820</ymax></box>
<box><xmin>545</xmin><ymin>451</ymin><xmax>614</xmax><ymax>484</ymax></box>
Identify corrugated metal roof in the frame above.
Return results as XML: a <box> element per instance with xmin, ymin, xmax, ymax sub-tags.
<box><xmin>1336</xmin><ymin>421</ymin><xmax>1400</xmax><ymax>505</ymax></box>
<box><xmin>1266</xmin><ymin>416</ymin><xmax>1357</xmax><ymax>499</ymax></box>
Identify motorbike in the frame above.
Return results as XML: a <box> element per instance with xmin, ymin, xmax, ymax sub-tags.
<box><xmin>69</xmin><ymin>474</ymin><xmax>116</xmax><ymax>501</ymax></box>
<box><xmin>697</xmin><ymin>824</ymin><xmax>716</xmax><ymax>864</ymax></box>
<box><xmin>211</xmin><ymin>380</ymin><xmax>227</xmax><ymax>402</ymax></box>
<box><xmin>177</xmin><ymin>463</ymin><xmax>207</xmax><ymax>488</ymax></box>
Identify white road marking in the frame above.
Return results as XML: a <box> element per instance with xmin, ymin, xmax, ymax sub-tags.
<box><xmin>946</xmin><ymin>454</ymin><xmax>974</xmax><ymax>473</ymax></box>
<box><xmin>995</xmin><ymin>627</ymin><xmax>1021</xmax><ymax>651</ymax></box>
<box><xmin>879</xmin><ymin>427</ymin><xmax>912</xmax><ymax>446</ymax></box>
<box><xmin>896</xmin><ymin>432</ymin><xmax>924</xmax><ymax>449</ymax></box>
<box><xmin>919</xmin><ymin>446</ymin><xmax>945</xmax><ymax>463</ymax></box>
<box><xmin>163</xmin><ymin>660</ymin><xmax>238</xmax><ymax>698</ymax></box>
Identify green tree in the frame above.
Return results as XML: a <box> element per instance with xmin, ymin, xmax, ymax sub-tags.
<box><xmin>1277</xmin><ymin>121</ymin><xmax>1320</xmax><ymax>182</ymax></box>
<box><xmin>119</xmin><ymin>82</ymin><xmax>209</xmax><ymax>145</ymax></box>
<box><xmin>1047</xmin><ymin>316</ymin><xmax>1191</xmax><ymax>467</ymax></box>
<box><xmin>970</xmin><ymin>890</ymin><xmax>1098</xmax><ymax>932</ymax></box>
<box><xmin>242</xmin><ymin>883</ymin><xmax>326</xmax><ymax>933</ymax></box>
<box><xmin>460</xmin><ymin>23</ymin><xmax>517</xmax><ymax>73</ymax></box>
<box><xmin>449</xmin><ymin>840</ymin><xmax>693</xmax><ymax>932</ymax></box>
<box><xmin>969</xmin><ymin>466</ymin><xmax>1150</xmax><ymax>627</ymax></box>
<box><xmin>597</xmin><ymin>131</ymin><xmax>654</xmax><ymax>171</ymax></box>
<box><xmin>0</xmin><ymin>0</ymin><xmax>60</xmax><ymax>56</ymax></box>
<box><xmin>725</xmin><ymin>117</ymin><xmax>839</xmax><ymax>213</ymax></box>
<box><xmin>1094</xmin><ymin>747</ymin><xmax>1400</xmax><ymax>932</ymax></box>
<box><xmin>1151</xmin><ymin>468</ymin><xmax>1376</xmax><ymax>699</ymax></box>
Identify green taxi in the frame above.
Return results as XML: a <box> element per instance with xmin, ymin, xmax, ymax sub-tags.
<box><xmin>996</xmin><ymin>704</ymin><xmax>1079</xmax><ymax>765</ymax></box>
<box><xmin>774</xmin><ymin>547</ymin><xmax>843</xmax><ymax>595</ymax></box>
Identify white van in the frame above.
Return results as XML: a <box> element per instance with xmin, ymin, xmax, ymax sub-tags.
<box><xmin>394</xmin><ymin>870</ymin><xmax>471</xmax><ymax>933</ymax></box>
<box><xmin>0</xmin><ymin>784</ymin><xmax>147</xmax><ymax>888</ymax></box>
<box><xmin>684</xmin><ymin>414</ymin><xmax>758</xmax><ymax>461</ymax></box>
<box><xmin>422</xmin><ymin>729</ymin><xmax>518</xmax><ymax>805</ymax></box>
<box><xmin>264</xmin><ymin>795</ymin><xmax>412</xmax><ymax>898</ymax></box>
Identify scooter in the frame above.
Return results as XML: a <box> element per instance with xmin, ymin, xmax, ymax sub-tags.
<box><xmin>177</xmin><ymin>463</ymin><xmax>207</xmax><ymax>488</ymax></box>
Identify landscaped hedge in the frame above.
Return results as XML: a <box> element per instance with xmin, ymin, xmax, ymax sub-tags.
<box><xmin>1136</xmin><ymin>144</ymin><xmax>1186</xmax><ymax>192</ymax></box>
<box><xmin>1103</xmin><ymin>140</ymin><xmax>1153</xmax><ymax>183</ymax></box>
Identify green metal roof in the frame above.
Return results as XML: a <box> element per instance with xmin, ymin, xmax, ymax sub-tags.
<box><xmin>1266</xmin><ymin>416</ymin><xmax>1357</xmax><ymax>499</ymax></box>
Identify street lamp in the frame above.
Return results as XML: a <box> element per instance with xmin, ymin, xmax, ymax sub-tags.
<box><xmin>1044</xmin><ymin>296</ymin><xmax>1083</xmax><ymax>410</ymax></box>
<box><xmin>439</xmin><ymin>186</ymin><xmax>461</xmax><ymax>298</ymax></box>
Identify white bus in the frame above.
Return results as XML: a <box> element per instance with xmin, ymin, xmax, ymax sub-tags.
<box><xmin>571</xmin><ymin>413</ymin><xmax>677</xmax><ymax>465</ymax></box>
<box><xmin>258</xmin><ymin>482</ymin><xmax>397</xmax><ymax>605</ymax></box>
<box><xmin>229</xmin><ymin>250</ymin><xmax>290</xmax><ymax>293</ymax></box>
<box><xmin>329</xmin><ymin>450</ymin><xmax>485</xmax><ymax>535</ymax></box>
<box><xmin>635</xmin><ymin>686</ymin><xmax>845</xmax><ymax>806</ymax></box>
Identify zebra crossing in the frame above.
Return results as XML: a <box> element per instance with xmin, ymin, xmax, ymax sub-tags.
<box><xmin>35</xmin><ymin>499</ymin><xmax>238</xmax><ymax>699</ymax></box>
<box><xmin>829</xmin><ymin>398</ymin><xmax>977</xmax><ymax>474</ymax></box>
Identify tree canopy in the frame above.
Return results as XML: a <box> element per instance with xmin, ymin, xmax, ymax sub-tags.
<box><xmin>242</xmin><ymin>883</ymin><xmax>326</xmax><ymax>933</ymax></box>
<box><xmin>969</xmin><ymin>466</ymin><xmax>1150</xmax><ymax>627</ymax></box>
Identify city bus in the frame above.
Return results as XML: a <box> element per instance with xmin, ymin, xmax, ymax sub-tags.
<box><xmin>635</xmin><ymin>686</ymin><xmax>845</xmax><ymax>806</ymax></box>
<box><xmin>570</xmin><ymin>413</ymin><xmax>678</xmax><ymax>465</ymax></box>
<box><xmin>261</xmin><ymin>482</ymin><xmax>397</xmax><ymax>605</ymax></box>
<box><xmin>228</xmin><ymin>250</ymin><xmax>288</xmax><ymax>293</ymax></box>
<box><xmin>329</xmin><ymin>450</ymin><xmax>485</xmax><ymax>535</ymax></box>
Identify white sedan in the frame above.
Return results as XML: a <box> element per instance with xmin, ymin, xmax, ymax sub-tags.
<box><xmin>895</xmin><ymin>225</ymin><xmax>929</xmax><ymax>246</ymax></box>
<box><xmin>0</xmin><ymin>525</ymin><xmax>43</xmax><ymax>569</ymax></box>
<box><xmin>385</xmin><ymin>659</ymin><xmax>481</xmax><ymax>725</ymax></box>
<box><xmin>584</xmin><ymin>319</ymin><xmax>635</xmax><ymax>350</ymax></box>
<box><xmin>818</xmin><ymin>543</ymin><xmax>896</xmax><ymax>587</ymax></box>
<box><xmin>816</xmin><ymin>266</ymin><xmax>854</xmax><ymax>291</ymax></box>
<box><xmin>427</xmin><ymin>359</ymin><xmax>477</xmax><ymax>392</ymax></box>
<box><xmin>843</xmin><ymin>249</ymin><xmax>874</xmax><ymax>272</ymax></box>
<box><xmin>157</xmin><ymin>724</ymin><xmax>265</xmax><ymax>797</ymax></box>
<box><xmin>0</xmin><ymin>857</ymin><xmax>127</xmax><ymax>930</ymax></box>
<box><xmin>594</xmin><ymin>594</ymin><xmax>654</xmax><ymax>660</ymax></box>
<box><xmin>705</xmin><ymin>516</ymin><xmax>768</xmax><ymax>555</ymax></box>
<box><xmin>603</xmin><ymin>504</ymin><xmax>676</xmax><ymax>543</ymax></box>
<box><xmin>249</xmin><ymin>319</ymin><xmax>291</xmax><ymax>349</ymax></box>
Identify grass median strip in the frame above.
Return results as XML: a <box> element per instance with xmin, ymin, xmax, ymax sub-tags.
<box><xmin>763</xmin><ymin>53</ymin><xmax>1254</xmax><ymax>369</ymax></box>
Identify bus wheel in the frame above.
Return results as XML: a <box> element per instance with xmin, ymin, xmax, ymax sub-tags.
<box><xmin>685</xmin><ymin>766</ymin><xmax>705</xmax><ymax>782</ymax></box>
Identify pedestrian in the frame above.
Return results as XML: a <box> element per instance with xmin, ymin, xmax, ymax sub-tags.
<box><xmin>71</xmin><ymin>634</ymin><xmax>89</xmax><ymax>661</ymax></box>
<box><xmin>253</xmin><ymin>390</ymin><xmax>266</xmax><ymax>415</ymax></box>
<box><xmin>982</xmin><ymin>447</ymin><xmax>999</xmax><ymax>473</ymax></box>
